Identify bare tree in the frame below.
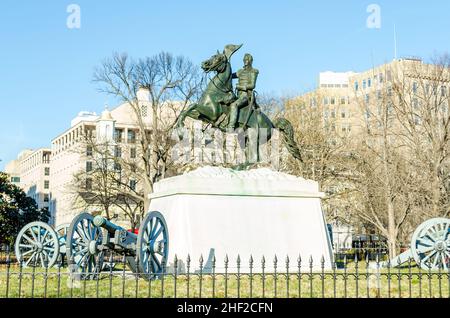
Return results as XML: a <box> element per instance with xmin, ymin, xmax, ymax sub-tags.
<box><xmin>391</xmin><ymin>55</ymin><xmax>450</xmax><ymax>218</ymax></box>
<box><xmin>282</xmin><ymin>91</ymin><xmax>358</xmax><ymax>225</ymax></box>
<box><xmin>70</xmin><ymin>132</ymin><xmax>145</xmax><ymax>229</ymax></box>
<box><xmin>93</xmin><ymin>52</ymin><xmax>203</xmax><ymax>212</ymax></box>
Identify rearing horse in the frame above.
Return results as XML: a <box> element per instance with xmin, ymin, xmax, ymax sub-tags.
<box><xmin>176</xmin><ymin>46</ymin><xmax>302</xmax><ymax>163</ymax></box>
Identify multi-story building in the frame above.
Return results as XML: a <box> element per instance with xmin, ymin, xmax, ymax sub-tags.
<box><xmin>292</xmin><ymin>57</ymin><xmax>449</xmax><ymax>139</ymax></box>
<box><xmin>4</xmin><ymin>148</ymin><xmax>52</xmax><ymax>220</ymax></box>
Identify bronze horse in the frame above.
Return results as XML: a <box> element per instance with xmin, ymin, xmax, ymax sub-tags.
<box><xmin>175</xmin><ymin>47</ymin><xmax>302</xmax><ymax>163</ymax></box>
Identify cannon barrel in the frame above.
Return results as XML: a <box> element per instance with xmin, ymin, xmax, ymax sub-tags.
<box><xmin>93</xmin><ymin>215</ymin><xmax>124</xmax><ymax>234</ymax></box>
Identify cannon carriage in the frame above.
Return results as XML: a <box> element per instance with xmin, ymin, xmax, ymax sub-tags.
<box><xmin>385</xmin><ymin>218</ymin><xmax>450</xmax><ymax>270</ymax></box>
<box><xmin>65</xmin><ymin>211</ymin><xmax>169</xmax><ymax>279</ymax></box>
<box><xmin>14</xmin><ymin>210</ymin><xmax>169</xmax><ymax>280</ymax></box>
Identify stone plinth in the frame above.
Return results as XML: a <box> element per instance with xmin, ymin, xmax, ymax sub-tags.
<box><xmin>149</xmin><ymin>166</ymin><xmax>333</xmax><ymax>272</ymax></box>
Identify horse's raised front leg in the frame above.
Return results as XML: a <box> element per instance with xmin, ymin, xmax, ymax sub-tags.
<box><xmin>176</xmin><ymin>103</ymin><xmax>200</xmax><ymax>140</ymax></box>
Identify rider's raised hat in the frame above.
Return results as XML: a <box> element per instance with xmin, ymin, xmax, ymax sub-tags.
<box><xmin>223</xmin><ymin>44</ymin><xmax>243</xmax><ymax>60</ymax></box>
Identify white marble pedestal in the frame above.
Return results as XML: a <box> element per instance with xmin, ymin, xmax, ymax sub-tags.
<box><xmin>149</xmin><ymin>166</ymin><xmax>333</xmax><ymax>272</ymax></box>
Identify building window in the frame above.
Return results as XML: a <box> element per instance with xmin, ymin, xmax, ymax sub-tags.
<box><xmin>114</xmin><ymin>129</ymin><xmax>124</xmax><ymax>143</ymax></box>
<box><xmin>331</xmin><ymin>110</ymin><xmax>336</xmax><ymax>119</ymax></box>
<box><xmin>44</xmin><ymin>181</ymin><xmax>50</xmax><ymax>189</ymax></box>
<box><xmin>86</xmin><ymin>178</ymin><xmax>92</xmax><ymax>191</ymax></box>
<box><xmin>365</xmin><ymin>94</ymin><xmax>370</xmax><ymax>104</ymax></box>
<box><xmin>379</xmin><ymin>73</ymin><xmax>384</xmax><ymax>83</ymax></box>
<box><xmin>130</xmin><ymin>164</ymin><xmax>137</xmax><ymax>173</ymax></box>
<box><xmin>341</xmin><ymin>110</ymin><xmax>347</xmax><ymax>119</ymax></box>
<box><xmin>44</xmin><ymin>167</ymin><xmax>50</xmax><ymax>176</ymax></box>
<box><xmin>86</xmin><ymin>146</ymin><xmax>93</xmax><ymax>156</ymax></box>
<box><xmin>114</xmin><ymin>162</ymin><xmax>122</xmax><ymax>172</ymax></box>
<box><xmin>86</xmin><ymin>161</ymin><xmax>93</xmax><ymax>172</ymax></box>
<box><xmin>354</xmin><ymin>81</ymin><xmax>359</xmax><ymax>91</ymax></box>
<box><xmin>114</xmin><ymin>146</ymin><xmax>122</xmax><ymax>158</ymax></box>
<box><xmin>128</xmin><ymin>130</ymin><xmax>136</xmax><ymax>143</ymax></box>
<box><xmin>377</xmin><ymin>90</ymin><xmax>382</xmax><ymax>100</ymax></box>
<box><xmin>323</xmin><ymin>97</ymin><xmax>329</xmax><ymax>105</ymax></box>
<box><xmin>141</xmin><ymin>105</ymin><xmax>148</xmax><ymax>117</ymax></box>
<box><xmin>363</xmin><ymin>80</ymin><xmax>367</xmax><ymax>89</ymax></box>
<box><xmin>130</xmin><ymin>147</ymin><xmax>137</xmax><ymax>159</ymax></box>
<box><xmin>11</xmin><ymin>177</ymin><xmax>20</xmax><ymax>183</ymax></box>
<box><xmin>43</xmin><ymin>194</ymin><xmax>49</xmax><ymax>203</ymax></box>
<box><xmin>368</xmin><ymin>78</ymin><xmax>372</xmax><ymax>88</ymax></box>
<box><xmin>331</xmin><ymin>97</ymin><xmax>336</xmax><ymax>105</ymax></box>
<box><xmin>340</xmin><ymin>97</ymin><xmax>346</xmax><ymax>105</ymax></box>
<box><xmin>387</xmin><ymin>70</ymin><xmax>392</xmax><ymax>81</ymax></box>
<box><xmin>130</xmin><ymin>180</ymin><xmax>137</xmax><ymax>191</ymax></box>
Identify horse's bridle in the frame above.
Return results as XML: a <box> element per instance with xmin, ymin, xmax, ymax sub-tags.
<box><xmin>209</xmin><ymin>58</ymin><xmax>232</xmax><ymax>95</ymax></box>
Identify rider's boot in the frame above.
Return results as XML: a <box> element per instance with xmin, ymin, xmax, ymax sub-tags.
<box><xmin>228</xmin><ymin>106</ymin><xmax>238</xmax><ymax>130</ymax></box>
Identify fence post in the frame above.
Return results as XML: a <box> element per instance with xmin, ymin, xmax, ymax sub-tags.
<box><xmin>354</xmin><ymin>253</ymin><xmax>359</xmax><ymax>298</ymax></box>
<box><xmin>186</xmin><ymin>254</ymin><xmax>191</xmax><ymax>298</ymax></box>
<box><xmin>5</xmin><ymin>246</ymin><xmax>11</xmax><ymax>298</ymax></box>
<box><xmin>261</xmin><ymin>255</ymin><xmax>266</xmax><ymax>298</ymax></box>
<box><xmin>273</xmin><ymin>255</ymin><xmax>278</xmax><ymax>298</ymax></box>
<box><xmin>249</xmin><ymin>255</ymin><xmax>253</xmax><ymax>298</ymax></box>
<box><xmin>121</xmin><ymin>253</ymin><xmax>127</xmax><ymax>298</ymax></box>
<box><xmin>212</xmin><ymin>255</ymin><xmax>216</xmax><ymax>298</ymax></box>
<box><xmin>309</xmin><ymin>256</ymin><xmax>313</xmax><ymax>298</ymax></box>
<box><xmin>297</xmin><ymin>255</ymin><xmax>302</xmax><ymax>298</ymax></box>
<box><xmin>57</xmin><ymin>255</ymin><xmax>62</xmax><ymax>298</ymax></box>
<box><xmin>321</xmin><ymin>255</ymin><xmax>325</xmax><ymax>298</ymax></box>
<box><xmin>224</xmin><ymin>254</ymin><xmax>229</xmax><ymax>298</ymax></box>
<box><xmin>286</xmin><ymin>255</ymin><xmax>290</xmax><ymax>299</ymax></box>
<box><xmin>108</xmin><ymin>253</ymin><xmax>114</xmax><ymax>298</ymax></box>
<box><xmin>199</xmin><ymin>255</ymin><xmax>203</xmax><ymax>298</ymax></box>
<box><xmin>135</xmin><ymin>254</ymin><xmax>139</xmax><ymax>298</ymax></box>
<box><xmin>174</xmin><ymin>255</ymin><xmax>178</xmax><ymax>299</ymax></box>
<box><xmin>236</xmin><ymin>255</ymin><xmax>241</xmax><ymax>298</ymax></box>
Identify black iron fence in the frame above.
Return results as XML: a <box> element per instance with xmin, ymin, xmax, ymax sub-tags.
<box><xmin>0</xmin><ymin>245</ymin><xmax>449</xmax><ymax>298</ymax></box>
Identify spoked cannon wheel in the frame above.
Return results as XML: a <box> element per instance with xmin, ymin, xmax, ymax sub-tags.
<box><xmin>137</xmin><ymin>211</ymin><xmax>169</xmax><ymax>279</ymax></box>
<box><xmin>66</xmin><ymin>213</ymin><xmax>104</xmax><ymax>279</ymax></box>
<box><xmin>15</xmin><ymin>222</ymin><xmax>60</xmax><ymax>268</ymax></box>
<box><xmin>411</xmin><ymin>218</ymin><xmax>450</xmax><ymax>270</ymax></box>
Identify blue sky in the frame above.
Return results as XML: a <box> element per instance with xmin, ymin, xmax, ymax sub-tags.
<box><xmin>1</xmin><ymin>0</ymin><xmax>449</xmax><ymax>170</ymax></box>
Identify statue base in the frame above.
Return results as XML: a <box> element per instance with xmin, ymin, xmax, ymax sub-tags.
<box><xmin>149</xmin><ymin>166</ymin><xmax>333</xmax><ymax>272</ymax></box>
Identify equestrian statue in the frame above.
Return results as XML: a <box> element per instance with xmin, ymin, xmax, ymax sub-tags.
<box><xmin>176</xmin><ymin>44</ymin><xmax>302</xmax><ymax>163</ymax></box>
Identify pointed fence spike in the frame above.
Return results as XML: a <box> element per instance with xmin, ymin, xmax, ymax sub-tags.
<box><xmin>261</xmin><ymin>255</ymin><xmax>266</xmax><ymax>264</ymax></box>
<box><xmin>199</xmin><ymin>254</ymin><xmax>204</xmax><ymax>265</ymax></box>
<box><xmin>224</xmin><ymin>254</ymin><xmax>229</xmax><ymax>264</ymax></box>
<box><xmin>298</xmin><ymin>254</ymin><xmax>302</xmax><ymax>264</ymax></box>
<box><xmin>274</xmin><ymin>255</ymin><xmax>278</xmax><ymax>264</ymax></box>
<box><xmin>286</xmin><ymin>255</ymin><xmax>290</xmax><ymax>264</ymax></box>
<box><xmin>249</xmin><ymin>255</ymin><xmax>254</xmax><ymax>265</ymax></box>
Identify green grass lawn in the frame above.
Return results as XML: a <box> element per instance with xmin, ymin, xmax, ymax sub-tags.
<box><xmin>0</xmin><ymin>264</ymin><xmax>449</xmax><ymax>298</ymax></box>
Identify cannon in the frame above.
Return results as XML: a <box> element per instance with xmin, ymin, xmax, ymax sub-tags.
<box><xmin>386</xmin><ymin>218</ymin><xmax>450</xmax><ymax>270</ymax></box>
<box><xmin>66</xmin><ymin>211</ymin><xmax>169</xmax><ymax>279</ymax></box>
<box><xmin>14</xmin><ymin>222</ymin><xmax>70</xmax><ymax>268</ymax></box>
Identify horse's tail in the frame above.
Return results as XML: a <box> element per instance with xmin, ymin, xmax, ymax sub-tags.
<box><xmin>273</xmin><ymin>117</ymin><xmax>303</xmax><ymax>162</ymax></box>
